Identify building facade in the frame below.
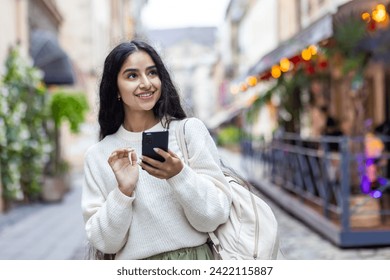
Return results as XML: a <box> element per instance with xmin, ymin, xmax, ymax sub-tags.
<box><xmin>0</xmin><ymin>0</ymin><xmax>29</xmax><ymax>69</ymax></box>
<box><xmin>221</xmin><ymin>0</ymin><xmax>390</xmax><ymax>246</ymax></box>
<box><xmin>220</xmin><ymin>0</ymin><xmax>390</xmax><ymax>140</ymax></box>
<box><xmin>146</xmin><ymin>27</ymin><xmax>220</xmax><ymax>120</ymax></box>
<box><xmin>54</xmin><ymin>0</ymin><xmax>147</xmax><ymax>169</ymax></box>
<box><xmin>0</xmin><ymin>0</ymin><xmax>147</xmax><ymax>212</ymax></box>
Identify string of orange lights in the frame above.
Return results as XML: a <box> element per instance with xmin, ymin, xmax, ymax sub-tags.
<box><xmin>231</xmin><ymin>3</ymin><xmax>390</xmax><ymax>96</ymax></box>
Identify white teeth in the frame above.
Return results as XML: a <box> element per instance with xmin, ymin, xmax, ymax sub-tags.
<box><xmin>137</xmin><ymin>93</ymin><xmax>153</xmax><ymax>97</ymax></box>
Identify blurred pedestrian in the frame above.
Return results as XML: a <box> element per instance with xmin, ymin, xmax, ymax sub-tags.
<box><xmin>81</xmin><ymin>40</ymin><xmax>231</xmax><ymax>260</ymax></box>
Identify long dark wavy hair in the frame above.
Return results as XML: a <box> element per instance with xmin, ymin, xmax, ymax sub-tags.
<box><xmin>98</xmin><ymin>40</ymin><xmax>187</xmax><ymax>140</ymax></box>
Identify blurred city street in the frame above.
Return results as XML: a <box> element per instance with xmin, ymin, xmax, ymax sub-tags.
<box><xmin>2</xmin><ymin>0</ymin><xmax>390</xmax><ymax>264</ymax></box>
<box><xmin>1</xmin><ymin>147</ymin><xmax>390</xmax><ymax>260</ymax></box>
<box><xmin>219</xmin><ymin>149</ymin><xmax>390</xmax><ymax>260</ymax></box>
<box><xmin>0</xmin><ymin>170</ymin><xmax>88</xmax><ymax>260</ymax></box>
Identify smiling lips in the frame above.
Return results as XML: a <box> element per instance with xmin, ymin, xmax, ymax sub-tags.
<box><xmin>135</xmin><ymin>92</ymin><xmax>154</xmax><ymax>99</ymax></box>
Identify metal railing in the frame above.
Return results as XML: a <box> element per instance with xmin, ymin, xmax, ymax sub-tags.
<box><xmin>241</xmin><ymin>133</ymin><xmax>390</xmax><ymax>247</ymax></box>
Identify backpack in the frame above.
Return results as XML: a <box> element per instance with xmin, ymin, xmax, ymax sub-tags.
<box><xmin>175</xmin><ymin>118</ymin><xmax>279</xmax><ymax>260</ymax></box>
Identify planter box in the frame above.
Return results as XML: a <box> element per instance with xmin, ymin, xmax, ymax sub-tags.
<box><xmin>41</xmin><ymin>175</ymin><xmax>70</xmax><ymax>202</ymax></box>
<box><xmin>223</xmin><ymin>144</ymin><xmax>241</xmax><ymax>154</ymax></box>
<box><xmin>350</xmin><ymin>195</ymin><xmax>380</xmax><ymax>228</ymax></box>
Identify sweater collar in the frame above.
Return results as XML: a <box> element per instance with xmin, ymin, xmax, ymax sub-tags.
<box><xmin>116</xmin><ymin>121</ymin><xmax>166</xmax><ymax>141</ymax></box>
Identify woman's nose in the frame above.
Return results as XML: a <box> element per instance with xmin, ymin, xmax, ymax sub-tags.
<box><xmin>139</xmin><ymin>75</ymin><xmax>152</xmax><ymax>89</ymax></box>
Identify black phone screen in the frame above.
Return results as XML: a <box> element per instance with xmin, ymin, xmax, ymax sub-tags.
<box><xmin>142</xmin><ymin>131</ymin><xmax>169</xmax><ymax>162</ymax></box>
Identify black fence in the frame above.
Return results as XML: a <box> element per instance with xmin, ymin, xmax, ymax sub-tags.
<box><xmin>241</xmin><ymin>133</ymin><xmax>390</xmax><ymax>248</ymax></box>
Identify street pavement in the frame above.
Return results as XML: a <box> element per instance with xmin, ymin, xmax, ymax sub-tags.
<box><xmin>219</xmin><ymin>149</ymin><xmax>390</xmax><ymax>260</ymax></box>
<box><xmin>1</xmin><ymin>149</ymin><xmax>390</xmax><ymax>260</ymax></box>
<box><xmin>0</xmin><ymin>171</ymin><xmax>88</xmax><ymax>260</ymax></box>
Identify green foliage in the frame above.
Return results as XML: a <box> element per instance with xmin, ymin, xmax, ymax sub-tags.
<box><xmin>246</xmin><ymin>82</ymin><xmax>277</xmax><ymax>124</ymax></box>
<box><xmin>246</xmin><ymin>70</ymin><xmax>311</xmax><ymax>126</ymax></box>
<box><xmin>0</xmin><ymin>47</ymin><xmax>51</xmax><ymax>202</ymax></box>
<box><xmin>44</xmin><ymin>90</ymin><xmax>89</xmax><ymax>177</ymax></box>
<box><xmin>50</xmin><ymin>90</ymin><xmax>89</xmax><ymax>133</ymax></box>
<box><xmin>217</xmin><ymin>126</ymin><xmax>241</xmax><ymax>146</ymax></box>
<box><xmin>333</xmin><ymin>15</ymin><xmax>367</xmax><ymax>56</ymax></box>
<box><xmin>0</xmin><ymin>48</ymin><xmax>89</xmax><ymax>205</ymax></box>
<box><xmin>343</xmin><ymin>53</ymin><xmax>366</xmax><ymax>74</ymax></box>
<box><xmin>325</xmin><ymin>15</ymin><xmax>369</xmax><ymax>75</ymax></box>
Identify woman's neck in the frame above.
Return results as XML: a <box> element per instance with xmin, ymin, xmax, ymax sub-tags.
<box><xmin>123</xmin><ymin>113</ymin><xmax>159</xmax><ymax>132</ymax></box>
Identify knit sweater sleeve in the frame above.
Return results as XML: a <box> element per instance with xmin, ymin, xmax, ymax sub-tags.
<box><xmin>167</xmin><ymin>118</ymin><xmax>232</xmax><ymax>232</ymax></box>
<box><xmin>82</xmin><ymin>146</ymin><xmax>135</xmax><ymax>254</ymax></box>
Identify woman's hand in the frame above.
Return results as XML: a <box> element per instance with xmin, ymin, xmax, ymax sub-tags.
<box><xmin>108</xmin><ymin>148</ymin><xmax>139</xmax><ymax>196</ymax></box>
<box><xmin>139</xmin><ymin>148</ymin><xmax>183</xmax><ymax>179</ymax></box>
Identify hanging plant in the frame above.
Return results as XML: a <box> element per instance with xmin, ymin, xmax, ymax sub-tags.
<box><xmin>325</xmin><ymin>15</ymin><xmax>370</xmax><ymax>76</ymax></box>
<box><xmin>246</xmin><ymin>79</ymin><xmax>280</xmax><ymax>124</ymax></box>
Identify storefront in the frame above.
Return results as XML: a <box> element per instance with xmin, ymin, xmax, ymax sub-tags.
<box><xmin>240</xmin><ymin>0</ymin><xmax>390</xmax><ymax>247</ymax></box>
<box><xmin>236</xmin><ymin>0</ymin><xmax>390</xmax><ymax>139</ymax></box>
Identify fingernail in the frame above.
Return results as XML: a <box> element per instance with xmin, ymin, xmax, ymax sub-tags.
<box><xmin>153</xmin><ymin>148</ymin><xmax>159</xmax><ymax>152</ymax></box>
<box><xmin>128</xmin><ymin>154</ymin><xmax>132</xmax><ymax>165</ymax></box>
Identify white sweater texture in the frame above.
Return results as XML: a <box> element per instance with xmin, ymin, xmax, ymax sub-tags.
<box><xmin>82</xmin><ymin>118</ymin><xmax>232</xmax><ymax>259</ymax></box>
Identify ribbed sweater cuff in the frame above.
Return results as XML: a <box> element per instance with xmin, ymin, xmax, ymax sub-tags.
<box><xmin>167</xmin><ymin>165</ymin><xmax>192</xmax><ymax>188</ymax></box>
<box><xmin>111</xmin><ymin>187</ymin><xmax>135</xmax><ymax>208</ymax></box>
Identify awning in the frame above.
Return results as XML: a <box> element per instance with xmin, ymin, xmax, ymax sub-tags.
<box><xmin>29</xmin><ymin>30</ymin><xmax>75</xmax><ymax>85</ymax></box>
<box><xmin>335</xmin><ymin>0</ymin><xmax>390</xmax><ymax>21</ymax></box>
<box><xmin>338</xmin><ymin>0</ymin><xmax>390</xmax><ymax>63</ymax></box>
<box><xmin>358</xmin><ymin>25</ymin><xmax>390</xmax><ymax>63</ymax></box>
<box><xmin>247</xmin><ymin>13</ymin><xmax>333</xmax><ymax>77</ymax></box>
<box><xmin>206</xmin><ymin>89</ymin><xmax>260</xmax><ymax>130</ymax></box>
<box><xmin>206</xmin><ymin>105</ymin><xmax>243</xmax><ymax>130</ymax></box>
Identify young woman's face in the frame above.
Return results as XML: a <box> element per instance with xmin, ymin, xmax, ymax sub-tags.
<box><xmin>117</xmin><ymin>51</ymin><xmax>161</xmax><ymax>114</ymax></box>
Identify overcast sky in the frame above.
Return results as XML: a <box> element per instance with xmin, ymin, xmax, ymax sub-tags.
<box><xmin>141</xmin><ymin>0</ymin><xmax>230</xmax><ymax>29</ymax></box>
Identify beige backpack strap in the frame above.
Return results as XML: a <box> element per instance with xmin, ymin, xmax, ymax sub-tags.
<box><xmin>208</xmin><ymin>232</ymin><xmax>228</xmax><ymax>260</ymax></box>
<box><xmin>175</xmin><ymin>118</ymin><xmax>228</xmax><ymax>259</ymax></box>
<box><xmin>175</xmin><ymin>118</ymin><xmax>190</xmax><ymax>163</ymax></box>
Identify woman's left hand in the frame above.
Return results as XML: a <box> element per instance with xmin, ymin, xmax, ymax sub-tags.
<box><xmin>139</xmin><ymin>149</ymin><xmax>183</xmax><ymax>179</ymax></box>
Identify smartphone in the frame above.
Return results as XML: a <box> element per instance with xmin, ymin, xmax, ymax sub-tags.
<box><xmin>142</xmin><ymin>130</ymin><xmax>169</xmax><ymax>162</ymax></box>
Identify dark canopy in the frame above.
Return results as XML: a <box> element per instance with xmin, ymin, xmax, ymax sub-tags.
<box><xmin>30</xmin><ymin>30</ymin><xmax>75</xmax><ymax>85</ymax></box>
<box><xmin>358</xmin><ymin>27</ymin><xmax>390</xmax><ymax>63</ymax></box>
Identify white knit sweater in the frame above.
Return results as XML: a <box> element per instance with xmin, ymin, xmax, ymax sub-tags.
<box><xmin>82</xmin><ymin>118</ymin><xmax>232</xmax><ymax>259</ymax></box>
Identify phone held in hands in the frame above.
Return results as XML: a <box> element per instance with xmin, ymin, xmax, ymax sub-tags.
<box><xmin>142</xmin><ymin>130</ymin><xmax>169</xmax><ymax>163</ymax></box>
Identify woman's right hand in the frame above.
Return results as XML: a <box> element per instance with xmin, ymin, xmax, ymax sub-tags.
<box><xmin>108</xmin><ymin>148</ymin><xmax>139</xmax><ymax>196</ymax></box>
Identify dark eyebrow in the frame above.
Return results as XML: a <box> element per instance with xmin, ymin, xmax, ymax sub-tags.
<box><xmin>122</xmin><ymin>65</ymin><xmax>157</xmax><ymax>75</ymax></box>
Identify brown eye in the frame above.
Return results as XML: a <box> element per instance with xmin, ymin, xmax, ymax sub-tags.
<box><xmin>148</xmin><ymin>70</ymin><xmax>157</xmax><ymax>77</ymax></box>
<box><xmin>127</xmin><ymin>73</ymin><xmax>137</xmax><ymax>79</ymax></box>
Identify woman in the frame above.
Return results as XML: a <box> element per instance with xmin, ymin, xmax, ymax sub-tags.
<box><xmin>82</xmin><ymin>40</ymin><xmax>232</xmax><ymax>260</ymax></box>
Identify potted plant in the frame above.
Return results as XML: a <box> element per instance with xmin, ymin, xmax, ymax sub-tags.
<box><xmin>41</xmin><ymin>89</ymin><xmax>89</xmax><ymax>202</ymax></box>
<box><xmin>217</xmin><ymin>125</ymin><xmax>242</xmax><ymax>153</ymax></box>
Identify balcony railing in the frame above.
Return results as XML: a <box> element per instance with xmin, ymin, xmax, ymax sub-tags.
<box><xmin>241</xmin><ymin>133</ymin><xmax>390</xmax><ymax>247</ymax></box>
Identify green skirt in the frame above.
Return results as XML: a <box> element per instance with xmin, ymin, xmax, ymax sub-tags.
<box><xmin>144</xmin><ymin>243</ymin><xmax>214</xmax><ymax>260</ymax></box>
